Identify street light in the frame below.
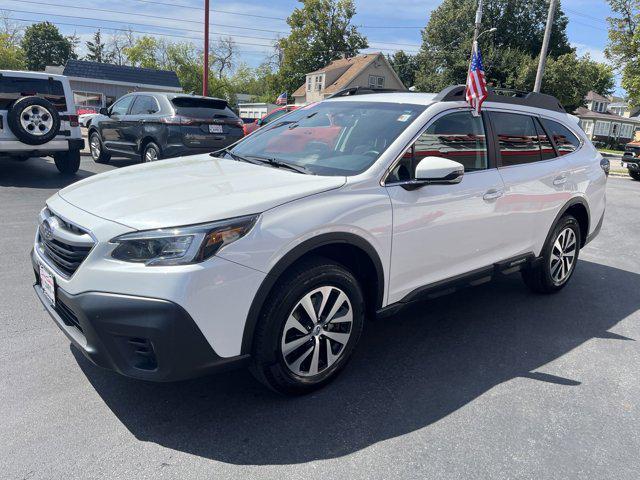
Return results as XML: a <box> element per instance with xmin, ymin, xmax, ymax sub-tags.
<box><xmin>477</xmin><ymin>27</ymin><xmax>497</xmax><ymax>41</ymax></box>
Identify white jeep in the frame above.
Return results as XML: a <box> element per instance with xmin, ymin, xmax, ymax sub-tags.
<box><xmin>0</xmin><ymin>70</ymin><xmax>84</xmax><ymax>174</ymax></box>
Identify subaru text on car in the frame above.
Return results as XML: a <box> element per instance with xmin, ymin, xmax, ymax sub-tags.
<box><xmin>32</xmin><ymin>86</ymin><xmax>607</xmax><ymax>394</ymax></box>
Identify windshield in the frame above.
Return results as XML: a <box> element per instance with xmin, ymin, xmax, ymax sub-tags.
<box><xmin>230</xmin><ymin>101</ymin><xmax>426</xmax><ymax>176</ymax></box>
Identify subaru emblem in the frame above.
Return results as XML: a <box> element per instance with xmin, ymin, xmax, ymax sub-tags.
<box><xmin>41</xmin><ymin>219</ymin><xmax>54</xmax><ymax>241</ymax></box>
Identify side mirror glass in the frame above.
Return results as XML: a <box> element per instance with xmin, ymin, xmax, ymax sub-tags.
<box><xmin>414</xmin><ymin>157</ymin><xmax>464</xmax><ymax>185</ymax></box>
<box><xmin>256</xmin><ymin>118</ymin><xmax>263</xmax><ymax>126</ymax></box>
<box><xmin>99</xmin><ymin>107</ymin><xmax>109</xmax><ymax>116</ymax></box>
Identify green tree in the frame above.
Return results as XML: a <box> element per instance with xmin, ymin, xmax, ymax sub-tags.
<box><xmin>415</xmin><ymin>0</ymin><xmax>573</xmax><ymax>92</ymax></box>
<box><xmin>512</xmin><ymin>52</ymin><xmax>615</xmax><ymax>111</ymax></box>
<box><xmin>387</xmin><ymin>50</ymin><xmax>419</xmax><ymax>88</ymax></box>
<box><xmin>124</xmin><ymin>35</ymin><xmax>160</xmax><ymax>69</ymax></box>
<box><xmin>21</xmin><ymin>22</ymin><xmax>75</xmax><ymax>70</ymax></box>
<box><xmin>277</xmin><ymin>0</ymin><xmax>368</xmax><ymax>94</ymax></box>
<box><xmin>85</xmin><ymin>29</ymin><xmax>112</xmax><ymax>63</ymax></box>
<box><xmin>606</xmin><ymin>0</ymin><xmax>640</xmax><ymax>104</ymax></box>
<box><xmin>0</xmin><ymin>33</ymin><xmax>26</xmax><ymax>69</ymax></box>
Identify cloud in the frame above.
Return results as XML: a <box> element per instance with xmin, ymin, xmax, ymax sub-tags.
<box><xmin>572</xmin><ymin>43</ymin><xmax>608</xmax><ymax>63</ymax></box>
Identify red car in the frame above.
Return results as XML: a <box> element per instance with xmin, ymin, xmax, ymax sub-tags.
<box><xmin>243</xmin><ymin>105</ymin><xmax>299</xmax><ymax>136</ymax></box>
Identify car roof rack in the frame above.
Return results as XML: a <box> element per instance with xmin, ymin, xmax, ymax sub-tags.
<box><xmin>432</xmin><ymin>85</ymin><xmax>566</xmax><ymax>113</ymax></box>
<box><xmin>327</xmin><ymin>87</ymin><xmax>403</xmax><ymax>98</ymax></box>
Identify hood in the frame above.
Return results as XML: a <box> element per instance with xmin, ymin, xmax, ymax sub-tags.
<box><xmin>58</xmin><ymin>155</ymin><xmax>346</xmax><ymax>230</ymax></box>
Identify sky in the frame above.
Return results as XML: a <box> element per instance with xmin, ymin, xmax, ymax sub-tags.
<box><xmin>0</xmin><ymin>0</ymin><xmax>619</xmax><ymax>90</ymax></box>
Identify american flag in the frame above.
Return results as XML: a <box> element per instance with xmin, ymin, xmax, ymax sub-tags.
<box><xmin>466</xmin><ymin>41</ymin><xmax>488</xmax><ymax>115</ymax></box>
<box><xmin>276</xmin><ymin>92</ymin><xmax>288</xmax><ymax>105</ymax></box>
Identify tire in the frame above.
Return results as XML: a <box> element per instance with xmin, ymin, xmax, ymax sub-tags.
<box><xmin>142</xmin><ymin>142</ymin><xmax>162</xmax><ymax>163</ymax></box>
<box><xmin>53</xmin><ymin>150</ymin><xmax>81</xmax><ymax>175</ymax></box>
<box><xmin>522</xmin><ymin>215</ymin><xmax>581</xmax><ymax>294</ymax></box>
<box><xmin>89</xmin><ymin>131</ymin><xmax>111</xmax><ymax>164</ymax></box>
<box><xmin>7</xmin><ymin>96</ymin><xmax>60</xmax><ymax>145</ymax></box>
<box><xmin>630</xmin><ymin>170</ymin><xmax>640</xmax><ymax>181</ymax></box>
<box><xmin>250</xmin><ymin>257</ymin><xmax>365</xmax><ymax>395</ymax></box>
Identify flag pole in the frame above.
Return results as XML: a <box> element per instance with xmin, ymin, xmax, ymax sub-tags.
<box><xmin>472</xmin><ymin>0</ymin><xmax>483</xmax><ymax>46</ymax></box>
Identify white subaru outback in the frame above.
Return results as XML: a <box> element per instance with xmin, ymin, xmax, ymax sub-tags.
<box><xmin>31</xmin><ymin>86</ymin><xmax>607</xmax><ymax>394</ymax></box>
<box><xmin>1</xmin><ymin>70</ymin><xmax>83</xmax><ymax>174</ymax></box>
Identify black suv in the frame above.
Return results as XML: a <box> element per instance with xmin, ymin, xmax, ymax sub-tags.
<box><xmin>88</xmin><ymin>92</ymin><xmax>244</xmax><ymax>163</ymax></box>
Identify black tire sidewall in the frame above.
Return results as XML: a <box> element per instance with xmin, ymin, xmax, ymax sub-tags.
<box><xmin>8</xmin><ymin>96</ymin><xmax>60</xmax><ymax>145</ymax></box>
<box><xmin>256</xmin><ymin>260</ymin><xmax>365</xmax><ymax>393</ymax></box>
<box><xmin>541</xmin><ymin>215</ymin><xmax>581</xmax><ymax>289</ymax></box>
<box><xmin>89</xmin><ymin>131</ymin><xmax>110</xmax><ymax>163</ymax></box>
<box><xmin>630</xmin><ymin>170</ymin><xmax>640</xmax><ymax>181</ymax></box>
<box><xmin>53</xmin><ymin>150</ymin><xmax>80</xmax><ymax>174</ymax></box>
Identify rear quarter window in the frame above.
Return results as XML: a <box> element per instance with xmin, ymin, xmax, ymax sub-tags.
<box><xmin>0</xmin><ymin>76</ymin><xmax>67</xmax><ymax>111</ymax></box>
<box><xmin>541</xmin><ymin>118</ymin><xmax>581</xmax><ymax>155</ymax></box>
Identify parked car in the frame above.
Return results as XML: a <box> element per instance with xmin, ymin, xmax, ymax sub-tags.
<box><xmin>32</xmin><ymin>86</ymin><xmax>606</xmax><ymax>394</ymax></box>
<box><xmin>243</xmin><ymin>105</ymin><xmax>299</xmax><ymax>136</ymax></box>
<box><xmin>87</xmin><ymin>92</ymin><xmax>244</xmax><ymax>163</ymax></box>
<box><xmin>0</xmin><ymin>70</ymin><xmax>83</xmax><ymax>173</ymax></box>
<box><xmin>77</xmin><ymin>107</ymin><xmax>99</xmax><ymax>128</ymax></box>
<box><xmin>622</xmin><ymin>140</ymin><xmax>640</xmax><ymax>181</ymax></box>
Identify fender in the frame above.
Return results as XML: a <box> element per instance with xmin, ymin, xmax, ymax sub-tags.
<box><xmin>240</xmin><ymin>232</ymin><xmax>385</xmax><ymax>355</ymax></box>
<box><xmin>541</xmin><ymin>196</ymin><xmax>590</xmax><ymax>251</ymax></box>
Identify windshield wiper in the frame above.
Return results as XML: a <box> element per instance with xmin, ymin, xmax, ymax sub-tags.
<box><xmin>212</xmin><ymin>148</ymin><xmax>261</xmax><ymax>165</ymax></box>
<box><xmin>247</xmin><ymin>155</ymin><xmax>311</xmax><ymax>174</ymax></box>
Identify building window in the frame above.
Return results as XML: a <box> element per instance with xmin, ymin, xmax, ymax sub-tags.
<box><xmin>619</xmin><ymin>123</ymin><xmax>634</xmax><ymax>138</ymax></box>
<box><xmin>579</xmin><ymin>120</ymin><xmax>594</xmax><ymax>135</ymax></box>
<box><xmin>368</xmin><ymin>75</ymin><xmax>385</xmax><ymax>89</ymax></box>
<box><xmin>73</xmin><ymin>91</ymin><xmax>103</xmax><ymax>109</ymax></box>
<box><xmin>314</xmin><ymin>75</ymin><xmax>323</xmax><ymax>91</ymax></box>
<box><xmin>594</xmin><ymin>120</ymin><xmax>611</xmax><ymax>136</ymax></box>
<box><xmin>307</xmin><ymin>77</ymin><xmax>312</xmax><ymax>91</ymax></box>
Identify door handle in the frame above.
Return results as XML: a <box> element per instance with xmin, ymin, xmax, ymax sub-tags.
<box><xmin>553</xmin><ymin>174</ymin><xmax>568</xmax><ymax>186</ymax></box>
<box><xmin>483</xmin><ymin>189</ymin><xmax>504</xmax><ymax>201</ymax></box>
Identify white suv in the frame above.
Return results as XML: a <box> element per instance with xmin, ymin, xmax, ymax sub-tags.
<box><xmin>31</xmin><ymin>87</ymin><xmax>607</xmax><ymax>394</ymax></box>
<box><xmin>1</xmin><ymin>70</ymin><xmax>83</xmax><ymax>173</ymax></box>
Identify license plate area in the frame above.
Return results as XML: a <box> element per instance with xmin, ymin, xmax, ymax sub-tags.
<box><xmin>208</xmin><ymin>124</ymin><xmax>224</xmax><ymax>134</ymax></box>
<box><xmin>39</xmin><ymin>263</ymin><xmax>56</xmax><ymax>307</ymax></box>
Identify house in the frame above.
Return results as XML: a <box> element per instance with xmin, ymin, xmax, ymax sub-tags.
<box><xmin>45</xmin><ymin>60</ymin><xmax>182</xmax><ymax>110</ymax></box>
<box><xmin>292</xmin><ymin>52</ymin><xmax>406</xmax><ymax>105</ymax></box>
<box><xmin>574</xmin><ymin>91</ymin><xmax>640</xmax><ymax>147</ymax></box>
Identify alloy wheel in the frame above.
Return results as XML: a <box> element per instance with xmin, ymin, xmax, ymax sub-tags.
<box><xmin>145</xmin><ymin>147</ymin><xmax>158</xmax><ymax>162</ymax></box>
<box><xmin>280</xmin><ymin>286</ymin><xmax>353</xmax><ymax>377</ymax></box>
<box><xmin>90</xmin><ymin>135</ymin><xmax>101</xmax><ymax>160</ymax></box>
<box><xmin>20</xmin><ymin>105</ymin><xmax>53</xmax><ymax>136</ymax></box>
<box><xmin>550</xmin><ymin>227</ymin><xmax>577</xmax><ymax>285</ymax></box>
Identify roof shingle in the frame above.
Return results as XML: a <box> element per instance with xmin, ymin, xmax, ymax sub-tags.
<box><xmin>62</xmin><ymin>60</ymin><xmax>181</xmax><ymax>88</ymax></box>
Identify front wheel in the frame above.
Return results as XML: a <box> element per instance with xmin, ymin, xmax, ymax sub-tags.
<box><xmin>522</xmin><ymin>215</ymin><xmax>581</xmax><ymax>294</ymax></box>
<box><xmin>89</xmin><ymin>131</ymin><xmax>111</xmax><ymax>164</ymax></box>
<box><xmin>630</xmin><ymin>170</ymin><xmax>640</xmax><ymax>181</ymax></box>
<box><xmin>53</xmin><ymin>150</ymin><xmax>81</xmax><ymax>175</ymax></box>
<box><xmin>251</xmin><ymin>257</ymin><xmax>365</xmax><ymax>395</ymax></box>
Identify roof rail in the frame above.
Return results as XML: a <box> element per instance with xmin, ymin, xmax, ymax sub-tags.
<box><xmin>327</xmin><ymin>86</ymin><xmax>402</xmax><ymax>98</ymax></box>
<box><xmin>432</xmin><ymin>85</ymin><xmax>566</xmax><ymax>113</ymax></box>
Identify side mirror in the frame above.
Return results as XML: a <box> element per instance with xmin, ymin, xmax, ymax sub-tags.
<box><xmin>256</xmin><ymin>118</ymin><xmax>263</xmax><ymax>126</ymax></box>
<box><xmin>414</xmin><ymin>157</ymin><xmax>464</xmax><ymax>185</ymax></box>
<box><xmin>99</xmin><ymin>107</ymin><xmax>109</xmax><ymax>116</ymax></box>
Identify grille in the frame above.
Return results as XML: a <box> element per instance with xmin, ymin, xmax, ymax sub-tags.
<box><xmin>37</xmin><ymin>208</ymin><xmax>94</xmax><ymax>277</ymax></box>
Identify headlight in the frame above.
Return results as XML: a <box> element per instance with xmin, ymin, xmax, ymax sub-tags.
<box><xmin>110</xmin><ymin>214</ymin><xmax>258</xmax><ymax>266</ymax></box>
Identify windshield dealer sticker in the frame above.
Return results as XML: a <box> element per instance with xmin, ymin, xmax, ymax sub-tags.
<box><xmin>397</xmin><ymin>112</ymin><xmax>413</xmax><ymax>122</ymax></box>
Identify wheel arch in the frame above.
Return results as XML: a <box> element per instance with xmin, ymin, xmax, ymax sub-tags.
<box><xmin>545</xmin><ymin>197</ymin><xmax>590</xmax><ymax>250</ymax></box>
<box><xmin>240</xmin><ymin>232</ymin><xmax>385</xmax><ymax>355</ymax></box>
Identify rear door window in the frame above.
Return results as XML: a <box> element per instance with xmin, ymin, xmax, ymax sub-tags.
<box><xmin>534</xmin><ymin>118</ymin><xmax>557</xmax><ymax>160</ymax></box>
<box><xmin>130</xmin><ymin>95</ymin><xmax>159</xmax><ymax>115</ymax></box>
<box><xmin>0</xmin><ymin>76</ymin><xmax>67</xmax><ymax>111</ymax></box>
<box><xmin>491</xmin><ymin>112</ymin><xmax>542</xmax><ymax>166</ymax></box>
<box><xmin>540</xmin><ymin>119</ymin><xmax>581</xmax><ymax>155</ymax></box>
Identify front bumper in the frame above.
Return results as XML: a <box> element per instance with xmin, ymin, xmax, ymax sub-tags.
<box><xmin>32</xmin><ymin>260</ymin><xmax>249</xmax><ymax>382</ymax></box>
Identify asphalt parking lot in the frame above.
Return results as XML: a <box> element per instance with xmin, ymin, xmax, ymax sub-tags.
<box><xmin>2</xmin><ymin>155</ymin><xmax>639</xmax><ymax>479</ymax></box>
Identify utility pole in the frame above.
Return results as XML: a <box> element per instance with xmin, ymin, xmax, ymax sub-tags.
<box><xmin>534</xmin><ymin>0</ymin><xmax>558</xmax><ymax>93</ymax></box>
<box><xmin>203</xmin><ymin>0</ymin><xmax>209</xmax><ymax>96</ymax></box>
<box><xmin>472</xmin><ymin>0</ymin><xmax>483</xmax><ymax>45</ymax></box>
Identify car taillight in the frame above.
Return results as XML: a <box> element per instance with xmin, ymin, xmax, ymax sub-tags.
<box><xmin>159</xmin><ymin>115</ymin><xmax>193</xmax><ymax>125</ymax></box>
<box><xmin>68</xmin><ymin>115</ymin><xmax>79</xmax><ymax>127</ymax></box>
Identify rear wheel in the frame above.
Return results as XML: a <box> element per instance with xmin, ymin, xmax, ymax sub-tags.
<box><xmin>250</xmin><ymin>257</ymin><xmax>365</xmax><ymax>395</ymax></box>
<box><xmin>89</xmin><ymin>131</ymin><xmax>111</xmax><ymax>164</ymax></box>
<box><xmin>522</xmin><ymin>215</ymin><xmax>581</xmax><ymax>294</ymax></box>
<box><xmin>630</xmin><ymin>170</ymin><xmax>640</xmax><ymax>181</ymax></box>
<box><xmin>53</xmin><ymin>150</ymin><xmax>81</xmax><ymax>175</ymax></box>
<box><xmin>142</xmin><ymin>142</ymin><xmax>162</xmax><ymax>162</ymax></box>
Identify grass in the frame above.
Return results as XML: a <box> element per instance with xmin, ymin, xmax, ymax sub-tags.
<box><xmin>598</xmin><ymin>148</ymin><xmax>625</xmax><ymax>155</ymax></box>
